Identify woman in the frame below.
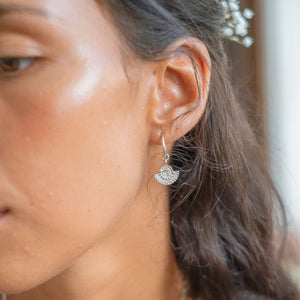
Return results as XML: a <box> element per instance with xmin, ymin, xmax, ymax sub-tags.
<box><xmin>0</xmin><ymin>0</ymin><xmax>298</xmax><ymax>299</ymax></box>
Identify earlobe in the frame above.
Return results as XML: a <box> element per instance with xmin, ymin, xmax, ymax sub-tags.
<box><xmin>150</xmin><ymin>37</ymin><xmax>211</xmax><ymax>144</ymax></box>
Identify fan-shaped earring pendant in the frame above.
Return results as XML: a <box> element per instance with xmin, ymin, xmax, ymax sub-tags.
<box><xmin>155</xmin><ymin>164</ymin><xmax>179</xmax><ymax>185</ymax></box>
<box><xmin>154</xmin><ymin>134</ymin><xmax>180</xmax><ymax>186</ymax></box>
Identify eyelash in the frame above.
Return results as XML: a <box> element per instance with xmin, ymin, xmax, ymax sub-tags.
<box><xmin>0</xmin><ymin>57</ymin><xmax>35</xmax><ymax>76</ymax></box>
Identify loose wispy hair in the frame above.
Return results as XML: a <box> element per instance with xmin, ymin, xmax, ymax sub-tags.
<box><xmin>98</xmin><ymin>1</ymin><xmax>299</xmax><ymax>299</ymax></box>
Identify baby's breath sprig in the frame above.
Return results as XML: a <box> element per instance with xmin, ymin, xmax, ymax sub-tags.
<box><xmin>221</xmin><ymin>0</ymin><xmax>255</xmax><ymax>47</ymax></box>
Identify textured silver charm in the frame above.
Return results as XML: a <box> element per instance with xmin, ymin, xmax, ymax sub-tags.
<box><xmin>154</xmin><ymin>134</ymin><xmax>179</xmax><ymax>186</ymax></box>
<box><xmin>155</xmin><ymin>164</ymin><xmax>179</xmax><ymax>185</ymax></box>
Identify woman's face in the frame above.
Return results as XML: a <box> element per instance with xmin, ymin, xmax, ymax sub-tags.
<box><xmin>0</xmin><ymin>0</ymin><xmax>155</xmax><ymax>292</ymax></box>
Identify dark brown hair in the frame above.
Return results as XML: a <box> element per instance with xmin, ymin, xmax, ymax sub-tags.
<box><xmin>98</xmin><ymin>1</ymin><xmax>299</xmax><ymax>299</ymax></box>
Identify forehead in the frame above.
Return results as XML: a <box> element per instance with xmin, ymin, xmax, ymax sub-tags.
<box><xmin>0</xmin><ymin>0</ymin><xmax>123</xmax><ymax>50</ymax></box>
<box><xmin>0</xmin><ymin>0</ymin><xmax>93</xmax><ymax>17</ymax></box>
<box><xmin>0</xmin><ymin>0</ymin><xmax>111</xmax><ymax>30</ymax></box>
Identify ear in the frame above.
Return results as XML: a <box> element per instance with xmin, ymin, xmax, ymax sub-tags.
<box><xmin>149</xmin><ymin>37</ymin><xmax>211</xmax><ymax>145</ymax></box>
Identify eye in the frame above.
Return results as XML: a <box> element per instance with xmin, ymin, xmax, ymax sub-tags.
<box><xmin>0</xmin><ymin>57</ymin><xmax>34</xmax><ymax>74</ymax></box>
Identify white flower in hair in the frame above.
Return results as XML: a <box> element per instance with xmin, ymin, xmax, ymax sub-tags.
<box><xmin>220</xmin><ymin>0</ymin><xmax>255</xmax><ymax>47</ymax></box>
<box><xmin>243</xmin><ymin>8</ymin><xmax>255</xmax><ymax>19</ymax></box>
<box><xmin>242</xmin><ymin>36</ymin><xmax>254</xmax><ymax>48</ymax></box>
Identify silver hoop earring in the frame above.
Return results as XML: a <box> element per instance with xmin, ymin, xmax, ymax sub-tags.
<box><xmin>154</xmin><ymin>134</ymin><xmax>179</xmax><ymax>185</ymax></box>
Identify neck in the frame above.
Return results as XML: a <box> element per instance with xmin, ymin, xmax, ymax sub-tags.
<box><xmin>4</xmin><ymin>181</ymin><xmax>185</xmax><ymax>300</ymax></box>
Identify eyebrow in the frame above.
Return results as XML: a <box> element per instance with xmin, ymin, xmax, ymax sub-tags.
<box><xmin>0</xmin><ymin>3</ymin><xmax>59</xmax><ymax>20</ymax></box>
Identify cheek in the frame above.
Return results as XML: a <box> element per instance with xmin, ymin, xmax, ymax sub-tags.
<box><xmin>0</xmin><ymin>55</ymin><xmax>147</xmax><ymax>292</ymax></box>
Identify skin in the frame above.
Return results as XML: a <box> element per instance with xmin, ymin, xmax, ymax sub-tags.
<box><xmin>0</xmin><ymin>0</ymin><xmax>211</xmax><ymax>299</ymax></box>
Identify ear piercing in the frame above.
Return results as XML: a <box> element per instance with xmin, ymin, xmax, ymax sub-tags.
<box><xmin>154</xmin><ymin>134</ymin><xmax>179</xmax><ymax>185</ymax></box>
